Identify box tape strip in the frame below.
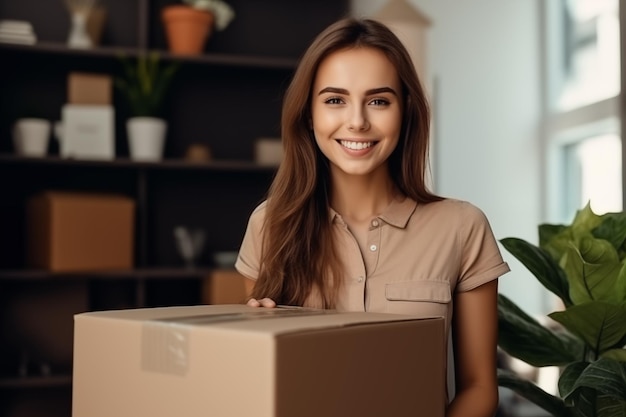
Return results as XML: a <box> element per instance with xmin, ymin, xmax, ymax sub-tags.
<box><xmin>141</xmin><ymin>308</ymin><xmax>333</xmax><ymax>376</ymax></box>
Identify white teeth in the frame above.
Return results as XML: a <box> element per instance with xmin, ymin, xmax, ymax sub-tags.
<box><xmin>340</xmin><ymin>140</ymin><xmax>374</xmax><ymax>150</ymax></box>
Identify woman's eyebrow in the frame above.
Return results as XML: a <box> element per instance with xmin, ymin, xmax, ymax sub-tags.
<box><xmin>318</xmin><ymin>86</ymin><xmax>398</xmax><ymax>96</ymax></box>
<box><xmin>318</xmin><ymin>87</ymin><xmax>348</xmax><ymax>95</ymax></box>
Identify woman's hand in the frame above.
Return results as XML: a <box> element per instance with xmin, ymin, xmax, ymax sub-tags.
<box><xmin>246</xmin><ymin>298</ymin><xmax>277</xmax><ymax>308</ymax></box>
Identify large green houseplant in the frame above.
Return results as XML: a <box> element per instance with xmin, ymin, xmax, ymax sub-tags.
<box><xmin>497</xmin><ymin>203</ymin><xmax>626</xmax><ymax>417</ymax></box>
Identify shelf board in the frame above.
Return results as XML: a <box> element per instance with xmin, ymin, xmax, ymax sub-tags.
<box><xmin>0</xmin><ymin>375</ymin><xmax>72</xmax><ymax>389</ymax></box>
<box><xmin>0</xmin><ymin>154</ymin><xmax>278</xmax><ymax>172</ymax></box>
<box><xmin>0</xmin><ymin>41</ymin><xmax>297</xmax><ymax>69</ymax></box>
<box><xmin>0</xmin><ymin>267</ymin><xmax>215</xmax><ymax>281</ymax></box>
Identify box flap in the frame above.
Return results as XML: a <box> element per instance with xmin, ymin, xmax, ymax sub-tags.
<box><xmin>76</xmin><ymin>304</ymin><xmax>443</xmax><ymax>336</ymax></box>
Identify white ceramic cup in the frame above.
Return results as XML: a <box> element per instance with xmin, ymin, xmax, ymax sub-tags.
<box><xmin>12</xmin><ymin>118</ymin><xmax>51</xmax><ymax>157</ymax></box>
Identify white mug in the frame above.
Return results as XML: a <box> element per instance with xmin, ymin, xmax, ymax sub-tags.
<box><xmin>13</xmin><ymin>118</ymin><xmax>51</xmax><ymax>157</ymax></box>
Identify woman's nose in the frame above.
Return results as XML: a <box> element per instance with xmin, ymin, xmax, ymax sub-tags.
<box><xmin>348</xmin><ymin>106</ymin><xmax>370</xmax><ymax>131</ymax></box>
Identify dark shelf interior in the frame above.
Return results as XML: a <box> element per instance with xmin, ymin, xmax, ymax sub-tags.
<box><xmin>0</xmin><ymin>1</ymin><xmax>350</xmax><ymax>416</ymax></box>
<box><xmin>0</xmin><ymin>267</ymin><xmax>217</xmax><ymax>280</ymax></box>
<box><xmin>0</xmin><ymin>375</ymin><xmax>72</xmax><ymax>389</ymax></box>
<box><xmin>0</xmin><ymin>42</ymin><xmax>299</xmax><ymax>69</ymax></box>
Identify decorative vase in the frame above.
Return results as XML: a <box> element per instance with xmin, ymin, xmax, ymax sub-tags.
<box><xmin>67</xmin><ymin>11</ymin><xmax>93</xmax><ymax>49</ymax></box>
<box><xmin>126</xmin><ymin>117</ymin><xmax>167</xmax><ymax>161</ymax></box>
<box><xmin>162</xmin><ymin>5</ymin><xmax>214</xmax><ymax>55</ymax></box>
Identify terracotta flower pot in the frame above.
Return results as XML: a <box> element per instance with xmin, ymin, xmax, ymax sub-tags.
<box><xmin>162</xmin><ymin>5</ymin><xmax>214</xmax><ymax>55</ymax></box>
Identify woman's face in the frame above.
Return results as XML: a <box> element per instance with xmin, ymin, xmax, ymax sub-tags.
<box><xmin>311</xmin><ymin>47</ymin><xmax>403</xmax><ymax>178</ymax></box>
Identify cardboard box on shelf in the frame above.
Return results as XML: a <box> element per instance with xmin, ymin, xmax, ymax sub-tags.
<box><xmin>67</xmin><ymin>72</ymin><xmax>112</xmax><ymax>105</ymax></box>
<box><xmin>201</xmin><ymin>269</ymin><xmax>248</xmax><ymax>305</ymax></box>
<box><xmin>73</xmin><ymin>304</ymin><xmax>446</xmax><ymax>417</ymax></box>
<box><xmin>27</xmin><ymin>191</ymin><xmax>135</xmax><ymax>272</ymax></box>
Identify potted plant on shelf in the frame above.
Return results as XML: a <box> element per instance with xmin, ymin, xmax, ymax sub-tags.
<box><xmin>162</xmin><ymin>0</ymin><xmax>235</xmax><ymax>55</ymax></box>
<box><xmin>114</xmin><ymin>52</ymin><xmax>180</xmax><ymax>161</ymax></box>
<box><xmin>497</xmin><ymin>203</ymin><xmax>626</xmax><ymax>417</ymax></box>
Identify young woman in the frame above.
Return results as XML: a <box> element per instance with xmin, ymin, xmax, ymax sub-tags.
<box><xmin>235</xmin><ymin>17</ymin><xmax>510</xmax><ymax>417</ymax></box>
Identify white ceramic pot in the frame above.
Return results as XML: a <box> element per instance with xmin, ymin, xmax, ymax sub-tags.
<box><xmin>126</xmin><ymin>117</ymin><xmax>167</xmax><ymax>161</ymax></box>
<box><xmin>12</xmin><ymin>118</ymin><xmax>51</xmax><ymax>157</ymax></box>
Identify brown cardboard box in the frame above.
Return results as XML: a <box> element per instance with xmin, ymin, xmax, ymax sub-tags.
<box><xmin>201</xmin><ymin>269</ymin><xmax>249</xmax><ymax>304</ymax></box>
<box><xmin>72</xmin><ymin>304</ymin><xmax>446</xmax><ymax>417</ymax></box>
<box><xmin>27</xmin><ymin>191</ymin><xmax>135</xmax><ymax>271</ymax></box>
<box><xmin>67</xmin><ymin>72</ymin><xmax>112</xmax><ymax>105</ymax></box>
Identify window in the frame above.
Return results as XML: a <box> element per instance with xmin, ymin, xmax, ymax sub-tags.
<box><xmin>544</xmin><ymin>0</ymin><xmax>622</xmax><ymax>222</ymax></box>
<box><xmin>563</xmin><ymin>133</ymin><xmax>622</xmax><ymax>214</ymax></box>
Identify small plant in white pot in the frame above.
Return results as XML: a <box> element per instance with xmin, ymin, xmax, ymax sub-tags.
<box><xmin>114</xmin><ymin>52</ymin><xmax>180</xmax><ymax>161</ymax></box>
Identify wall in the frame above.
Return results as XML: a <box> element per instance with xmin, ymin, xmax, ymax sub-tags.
<box><xmin>351</xmin><ymin>0</ymin><xmax>549</xmax><ymax>315</ymax></box>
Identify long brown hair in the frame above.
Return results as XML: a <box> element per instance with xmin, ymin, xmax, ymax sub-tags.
<box><xmin>250</xmin><ymin>18</ymin><xmax>442</xmax><ymax>308</ymax></box>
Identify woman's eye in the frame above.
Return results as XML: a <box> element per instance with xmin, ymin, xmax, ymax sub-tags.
<box><xmin>324</xmin><ymin>97</ymin><xmax>344</xmax><ymax>105</ymax></box>
<box><xmin>370</xmin><ymin>98</ymin><xmax>390</xmax><ymax>106</ymax></box>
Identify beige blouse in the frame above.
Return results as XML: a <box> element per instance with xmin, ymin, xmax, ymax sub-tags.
<box><xmin>235</xmin><ymin>196</ymin><xmax>510</xmax><ymax>336</ymax></box>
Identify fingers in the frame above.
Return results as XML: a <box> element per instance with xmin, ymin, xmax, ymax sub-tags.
<box><xmin>246</xmin><ymin>298</ymin><xmax>261</xmax><ymax>307</ymax></box>
<box><xmin>246</xmin><ymin>298</ymin><xmax>277</xmax><ymax>308</ymax></box>
<box><xmin>259</xmin><ymin>298</ymin><xmax>277</xmax><ymax>308</ymax></box>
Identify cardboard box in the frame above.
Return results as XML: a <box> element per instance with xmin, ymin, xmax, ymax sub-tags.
<box><xmin>68</xmin><ymin>72</ymin><xmax>112</xmax><ymax>105</ymax></box>
<box><xmin>73</xmin><ymin>305</ymin><xmax>446</xmax><ymax>417</ymax></box>
<box><xmin>201</xmin><ymin>269</ymin><xmax>249</xmax><ymax>304</ymax></box>
<box><xmin>27</xmin><ymin>191</ymin><xmax>135</xmax><ymax>271</ymax></box>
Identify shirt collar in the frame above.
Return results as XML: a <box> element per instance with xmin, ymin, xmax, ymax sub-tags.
<box><xmin>329</xmin><ymin>195</ymin><xmax>417</xmax><ymax>229</ymax></box>
<box><xmin>379</xmin><ymin>195</ymin><xmax>417</xmax><ymax>228</ymax></box>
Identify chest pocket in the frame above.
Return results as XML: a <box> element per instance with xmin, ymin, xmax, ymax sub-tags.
<box><xmin>385</xmin><ymin>280</ymin><xmax>451</xmax><ymax>316</ymax></box>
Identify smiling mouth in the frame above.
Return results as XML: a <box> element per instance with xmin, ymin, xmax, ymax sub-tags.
<box><xmin>338</xmin><ymin>140</ymin><xmax>377</xmax><ymax>150</ymax></box>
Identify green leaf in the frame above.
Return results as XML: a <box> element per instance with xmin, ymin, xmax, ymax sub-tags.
<box><xmin>593</xmin><ymin>212</ymin><xmax>626</xmax><ymax>256</ymax></box>
<box><xmin>540</xmin><ymin>223</ymin><xmax>568</xmax><ymax>248</ymax></box>
<box><xmin>500</xmin><ymin>237</ymin><xmax>572</xmax><ymax>306</ymax></box>
<box><xmin>559</xmin><ymin>361</ymin><xmax>589</xmax><ymax>399</ymax></box>
<box><xmin>114</xmin><ymin>53</ymin><xmax>181</xmax><ymax>117</ymax></box>
<box><xmin>497</xmin><ymin>368</ymin><xmax>574</xmax><ymax>417</ymax></box>
<box><xmin>572</xmin><ymin>203</ymin><xmax>605</xmax><ymax>235</ymax></box>
<box><xmin>573</xmin><ymin>387</ymin><xmax>598</xmax><ymax>417</ymax></box>
<box><xmin>601</xmin><ymin>349</ymin><xmax>626</xmax><ymax>362</ymax></box>
<box><xmin>542</xmin><ymin>203</ymin><xmax>602</xmax><ymax>264</ymax></box>
<box><xmin>561</xmin><ymin>239</ymin><xmax>624</xmax><ymax>304</ymax></box>
<box><xmin>563</xmin><ymin>358</ymin><xmax>626</xmax><ymax>402</ymax></box>
<box><xmin>596</xmin><ymin>395</ymin><xmax>626</xmax><ymax>417</ymax></box>
<box><xmin>549</xmin><ymin>302</ymin><xmax>626</xmax><ymax>355</ymax></box>
<box><xmin>498</xmin><ymin>294</ymin><xmax>582</xmax><ymax>366</ymax></box>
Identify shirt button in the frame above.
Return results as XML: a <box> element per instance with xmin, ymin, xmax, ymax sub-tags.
<box><xmin>357</xmin><ymin>276</ymin><xmax>364</xmax><ymax>283</ymax></box>
<box><xmin>369</xmin><ymin>244</ymin><xmax>377</xmax><ymax>252</ymax></box>
<box><xmin>371</xmin><ymin>219</ymin><xmax>379</xmax><ymax>227</ymax></box>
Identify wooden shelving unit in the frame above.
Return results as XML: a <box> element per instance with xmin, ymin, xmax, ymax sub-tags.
<box><xmin>0</xmin><ymin>1</ymin><xmax>349</xmax><ymax>416</ymax></box>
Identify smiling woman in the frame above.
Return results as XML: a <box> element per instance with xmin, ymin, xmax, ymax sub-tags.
<box><xmin>235</xmin><ymin>17</ymin><xmax>510</xmax><ymax>417</ymax></box>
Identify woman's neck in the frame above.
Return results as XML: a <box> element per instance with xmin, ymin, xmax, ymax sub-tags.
<box><xmin>329</xmin><ymin>167</ymin><xmax>397</xmax><ymax>223</ymax></box>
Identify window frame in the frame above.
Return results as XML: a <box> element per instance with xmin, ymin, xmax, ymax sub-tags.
<box><xmin>542</xmin><ymin>0</ymin><xmax>622</xmax><ymax>223</ymax></box>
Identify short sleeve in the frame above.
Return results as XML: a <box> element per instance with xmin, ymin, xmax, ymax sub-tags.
<box><xmin>234</xmin><ymin>201</ymin><xmax>267</xmax><ymax>281</ymax></box>
<box><xmin>456</xmin><ymin>202</ymin><xmax>510</xmax><ymax>292</ymax></box>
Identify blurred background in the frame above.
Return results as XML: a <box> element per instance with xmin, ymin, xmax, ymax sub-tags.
<box><xmin>354</xmin><ymin>1</ymin><xmax>622</xmax><ymax>416</ymax></box>
<box><xmin>0</xmin><ymin>0</ymin><xmax>622</xmax><ymax>416</ymax></box>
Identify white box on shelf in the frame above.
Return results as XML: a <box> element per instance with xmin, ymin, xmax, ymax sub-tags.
<box><xmin>59</xmin><ymin>104</ymin><xmax>114</xmax><ymax>160</ymax></box>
